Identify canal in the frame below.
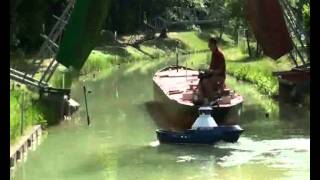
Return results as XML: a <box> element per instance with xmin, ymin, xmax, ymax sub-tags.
<box><xmin>12</xmin><ymin>55</ymin><xmax>310</xmax><ymax>180</ymax></box>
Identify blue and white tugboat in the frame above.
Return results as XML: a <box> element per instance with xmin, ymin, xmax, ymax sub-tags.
<box><xmin>156</xmin><ymin>106</ymin><xmax>244</xmax><ymax>144</ymax></box>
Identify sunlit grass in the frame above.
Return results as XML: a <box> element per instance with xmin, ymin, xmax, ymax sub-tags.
<box><xmin>10</xmin><ymin>86</ymin><xmax>46</xmax><ymax>144</ymax></box>
<box><xmin>168</xmin><ymin>31</ymin><xmax>208</xmax><ymax>51</ymax></box>
<box><xmin>81</xmin><ymin>30</ymin><xmax>293</xmax><ymax>97</ymax></box>
<box><xmin>82</xmin><ymin>50</ymin><xmax>115</xmax><ymax>74</ymax></box>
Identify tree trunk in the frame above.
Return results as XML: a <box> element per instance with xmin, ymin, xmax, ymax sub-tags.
<box><xmin>234</xmin><ymin>24</ymin><xmax>239</xmax><ymax>45</ymax></box>
<box><xmin>255</xmin><ymin>41</ymin><xmax>262</xmax><ymax>57</ymax></box>
<box><xmin>245</xmin><ymin>29</ymin><xmax>252</xmax><ymax>57</ymax></box>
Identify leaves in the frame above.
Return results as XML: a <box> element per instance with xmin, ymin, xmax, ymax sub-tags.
<box><xmin>10</xmin><ymin>89</ymin><xmax>46</xmax><ymax>142</ymax></box>
<box><xmin>227</xmin><ymin>62</ymin><xmax>278</xmax><ymax>97</ymax></box>
<box><xmin>302</xmin><ymin>3</ymin><xmax>310</xmax><ymax>33</ymax></box>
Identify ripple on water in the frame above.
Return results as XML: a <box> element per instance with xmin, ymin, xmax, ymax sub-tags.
<box><xmin>216</xmin><ymin>137</ymin><xmax>310</xmax><ymax>169</ymax></box>
<box><xmin>176</xmin><ymin>155</ymin><xmax>196</xmax><ymax>163</ymax></box>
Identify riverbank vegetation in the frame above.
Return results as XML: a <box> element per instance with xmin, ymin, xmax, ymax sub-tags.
<box><xmin>76</xmin><ymin>30</ymin><xmax>293</xmax><ymax>97</ymax></box>
<box><xmin>10</xmin><ymin>83</ymin><xmax>47</xmax><ymax>144</ymax></box>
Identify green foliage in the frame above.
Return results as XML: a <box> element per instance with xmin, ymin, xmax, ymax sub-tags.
<box><xmin>227</xmin><ymin>62</ymin><xmax>279</xmax><ymax>96</ymax></box>
<box><xmin>80</xmin><ymin>34</ymin><xmax>198</xmax><ymax>77</ymax></box>
<box><xmin>302</xmin><ymin>3</ymin><xmax>310</xmax><ymax>34</ymax></box>
<box><xmin>238</xmin><ymin>38</ymin><xmax>247</xmax><ymax>54</ymax></box>
<box><xmin>81</xmin><ymin>51</ymin><xmax>114</xmax><ymax>75</ymax></box>
<box><xmin>11</xmin><ymin>0</ymin><xmax>67</xmax><ymax>53</ymax></box>
<box><xmin>50</xmin><ymin>71</ymin><xmax>66</xmax><ymax>89</ymax></box>
<box><xmin>224</xmin><ymin>0</ymin><xmax>245</xmax><ymax>20</ymax></box>
<box><xmin>10</xmin><ymin>88</ymin><xmax>46</xmax><ymax>143</ymax></box>
<box><xmin>49</xmin><ymin>66</ymin><xmax>74</xmax><ymax>89</ymax></box>
<box><xmin>169</xmin><ymin>31</ymin><xmax>208</xmax><ymax>51</ymax></box>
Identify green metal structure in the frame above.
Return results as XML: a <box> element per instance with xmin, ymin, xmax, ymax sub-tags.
<box><xmin>56</xmin><ymin>0</ymin><xmax>110</xmax><ymax>70</ymax></box>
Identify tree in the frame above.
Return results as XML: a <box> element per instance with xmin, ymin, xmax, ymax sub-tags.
<box><xmin>10</xmin><ymin>0</ymin><xmax>67</xmax><ymax>55</ymax></box>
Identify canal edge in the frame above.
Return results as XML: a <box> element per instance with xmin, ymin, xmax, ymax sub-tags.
<box><xmin>10</xmin><ymin>125</ymin><xmax>44</xmax><ymax>174</ymax></box>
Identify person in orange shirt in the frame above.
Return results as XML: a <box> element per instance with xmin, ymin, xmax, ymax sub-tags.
<box><xmin>194</xmin><ymin>36</ymin><xmax>226</xmax><ymax>105</ymax></box>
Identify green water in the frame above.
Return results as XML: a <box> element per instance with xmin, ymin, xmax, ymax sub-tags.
<box><xmin>12</xmin><ymin>57</ymin><xmax>309</xmax><ymax>180</ymax></box>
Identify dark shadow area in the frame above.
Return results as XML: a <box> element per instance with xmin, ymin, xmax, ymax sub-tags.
<box><xmin>95</xmin><ymin>36</ymin><xmax>190</xmax><ymax>60</ymax></box>
<box><xmin>134</xmin><ymin>46</ymin><xmax>155</xmax><ymax>59</ymax></box>
<box><xmin>154</xmin><ymin>144</ymin><xmax>234</xmax><ymax>160</ymax></box>
<box><xmin>143</xmin><ymin>38</ymin><xmax>188</xmax><ymax>51</ymax></box>
<box><xmin>240</xmin><ymin>105</ymin><xmax>272</xmax><ymax>123</ymax></box>
<box><xmin>240</xmin><ymin>102</ymin><xmax>309</xmax><ymax>140</ymax></box>
<box><xmin>10</xmin><ymin>55</ymin><xmax>41</xmax><ymax>74</ymax></box>
<box><xmin>37</xmin><ymin>88</ymin><xmax>71</xmax><ymax>126</ymax></box>
<box><xmin>144</xmin><ymin>101</ymin><xmax>193</xmax><ymax>131</ymax></box>
<box><xmin>196</xmin><ymin>30</ymin><xmax>233</xmax><ymax>47</ymax></box>
<box><xmin>94</xmin><ymin>46</ymin><xmax>129</xmax><ymax>57</ymax></box>
<box><xmin>228</xmin><ymin>56</ymin><xmax>264</xmax><ymax>63</ymax></box>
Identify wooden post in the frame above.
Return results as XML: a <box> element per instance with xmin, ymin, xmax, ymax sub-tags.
<box><xmin>255</xmin><ymin>41</ymin><xmax>261</xmax><ymax>57</ymax></box>
<box><xmin>16</xmin><ymin>150</ymin><xmax>21</xmax><ymax>161</ymax></box>
<box><xmin>10</xmin><ymin>157</ymin><xmax>15</xmax><ymax>168</ymax></box>
<box><xmin>83</xmin><ymin>86</ymin><xmax>90</xmax><ymax>126</ymax></box>
<box><xmin>27</xmin><ymin>139</ymin><xmax>32</xmax><ymax>149</ymax></box>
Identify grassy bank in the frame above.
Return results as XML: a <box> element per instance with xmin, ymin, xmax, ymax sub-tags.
<box><xmin>49</xmin><ymin>34</ymin><xmax>193</xmax><ymax>84</ymax></box>
<box><xmin>10</xmin><ymin>84</ymin><xmax>47</xmax><ymax>144</ymax></box>
<box><xmin>51</xmin><ymin>30</ymin><xmax>293</xmax><ymax>96</ymax></box>
<box><xmin>223</xmin><ymin>46</ymin><xmax>292</xmax><ymax>96</ymax></box>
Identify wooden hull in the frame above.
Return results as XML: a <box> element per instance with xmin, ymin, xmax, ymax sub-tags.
<box><xmin>149</xmin><ymin>66</ymin><xmax>243</xmax><ymax>131</ymax></box>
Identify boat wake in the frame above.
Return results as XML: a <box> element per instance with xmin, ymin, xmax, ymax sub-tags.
<box><xmin>216</xmin><ymin>137</ymin><xmax>310</xmax><ymax>168</ymax></box>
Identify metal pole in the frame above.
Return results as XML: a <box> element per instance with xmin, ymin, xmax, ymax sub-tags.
<box><xmin>83</xmin><ymin>86</ymin><xmax>90</xmax><ymax>126</ymax></box>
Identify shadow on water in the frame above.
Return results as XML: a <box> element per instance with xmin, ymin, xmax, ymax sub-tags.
<box><xmin>144</xmin><ymin>101</ymin><xmax>193</xmax><ymax>131</ymax></box>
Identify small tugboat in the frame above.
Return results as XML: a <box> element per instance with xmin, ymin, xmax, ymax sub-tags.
<box><xmin>156</xmin><ymin>106</ymin><xmax>244</xmax><ymax>144</ymax></box>
<box><xmin>153</xmin><ymin>65</ymin><xmax>243</xmax><ymax>130</ymax></box>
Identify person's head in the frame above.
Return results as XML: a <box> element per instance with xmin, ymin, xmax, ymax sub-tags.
<box><xmin>208</xmin><ymin>36</ymin><xmax>218</xmax><ymax>51</ymax></box>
